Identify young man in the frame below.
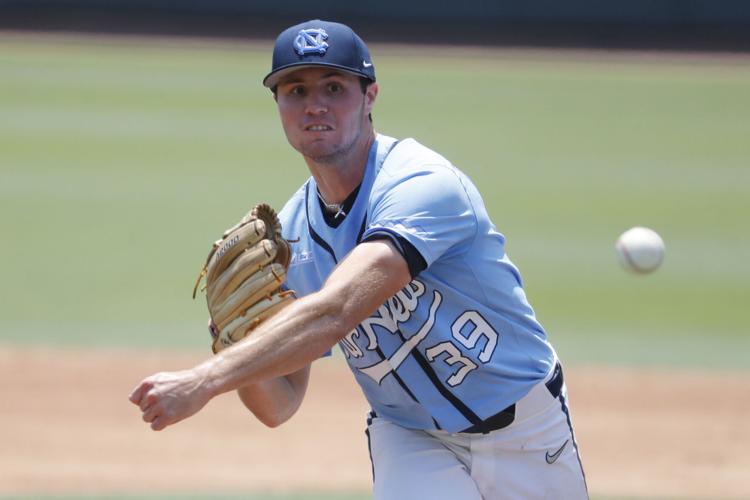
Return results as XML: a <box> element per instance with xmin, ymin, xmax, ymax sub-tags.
<box><xmin>130</xmin><ymin>20</ymin><xmax>588</xmax><ymax>499</ymax></box>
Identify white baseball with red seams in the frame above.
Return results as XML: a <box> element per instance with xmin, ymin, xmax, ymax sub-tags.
<box><xmin>616</xmin><ymin>226</ymin><xmax>665</xmax><ymax>274</ymax></box>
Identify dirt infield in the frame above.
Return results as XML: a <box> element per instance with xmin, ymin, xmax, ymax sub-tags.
<box><xmin>1</xmin><ymin>346</ymin><xmax>748</xmax><ymax>498</ymax></box>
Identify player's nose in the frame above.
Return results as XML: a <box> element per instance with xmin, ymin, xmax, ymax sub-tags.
<box><xmin>304</xmin><ymin>102</ymin><xmax>328</xmax><ymax>115</ymax></box>
<box><xmin>304</xmin><ymin>93</ymin><xmax>328</xmax><ymax>115</ymax></box>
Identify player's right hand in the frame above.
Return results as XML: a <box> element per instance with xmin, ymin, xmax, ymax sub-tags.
<box><xmin>129</xmin><ymin>368</ymin><xmax>213</xmax><ymax>431</ymax></box>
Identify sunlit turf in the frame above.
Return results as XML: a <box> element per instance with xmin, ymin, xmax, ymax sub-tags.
<box><xmin>1</xmin><ymin>35</ymin><xmax>748</xmax><ymax>369</ymax></box>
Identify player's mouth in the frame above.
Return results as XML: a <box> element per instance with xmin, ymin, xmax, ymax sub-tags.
<box><xmin>305</xmin><ymin>124</ymin><xmax>333</xmax><ymax>131</ymax></box>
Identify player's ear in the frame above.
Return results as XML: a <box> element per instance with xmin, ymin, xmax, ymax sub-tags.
<box><xmin>364</xmin><ymin>82</ymin><xmax>378</xmax><ymax>114</ymax></box>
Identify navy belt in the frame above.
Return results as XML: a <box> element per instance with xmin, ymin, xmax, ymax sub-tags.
<box><xmin>460</xmin><ymin>404</ymin><xmax>516</xmax><ymax>434</ymax></box>
<box><xmin>545</xmin><ymin>362</ymin><xmax>564</xmax><ymax>400</ymax></box>
<box><xmin>461</xmin><ymin>362</ymin><xmax>564</xmax><ymax>435</ymax></box>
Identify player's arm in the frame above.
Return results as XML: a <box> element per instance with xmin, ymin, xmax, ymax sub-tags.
<box><xmin>129</xmin><ymin>239</ymin><xmax>411</xmax><ymax>430</ymax></box>
<box><xmin>235</xmin><ymin>365</ymin><xmax>310</xmax><ymax>428</ymax></box>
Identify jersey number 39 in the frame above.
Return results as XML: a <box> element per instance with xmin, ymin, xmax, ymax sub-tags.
<box><xmin>425</xmin><ymin>311</ymin><xmax>499</xmax><ymax>387</ymax></box>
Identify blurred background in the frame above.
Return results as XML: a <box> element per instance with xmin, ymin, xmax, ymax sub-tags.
<box><xmin>2</xmin><ymin>0</ymin><xmax>750</xmax><ymax>50</ymax></box>
<box><xmin>1</xmin><ymin>2</ymin><xmax>749</xmax><ymax>499</ymax></box>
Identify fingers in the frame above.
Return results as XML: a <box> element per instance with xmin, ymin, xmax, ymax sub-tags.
<box><xmin>142</xmin><ymin>404</ymin><xmax>170</xmax><ymax>431</ymax></box>
<box><xmin>129</xmin><ymin>370</ymin><xmax>210</xmax><ymax>432</ymax></box>
<box><xmin>128</xmin><ymin>384</ymin><xmax>143</xmax><ymax>405</ymax></box>
<box><xmin>151</xmin><ymin>415</ymin><xmax>168</xmax><ymax>431</ymax></box>
<box><xmin>129</xmin><ymin>378</ymin><xmax>165</xmax><ymax>430</ymax></box>
<box><xmin>129</xmin><ymin>375</ymin><xmax>175</xmax><ymax>431</ymax></box>
<box><xmin>140</xmin><ymin>396</ymin><xmax>171</xmax><ymax>431</ymax></box>
<box><xmin>145</xmin><ymin>406</ymin><xmax>175</xmax><ymax>431</ymax></box>
<box><xmin>139</xmin><ymin>393</ymin><xmax>156</xmax><ymax>412</ymax></box>
<box><xmin>142</xmin><ymin>403</ymin><xmax>159</xmax><ymax>424</ymax></box>
<box><xmin>128</xmin><ymin>381</ymin><xmax>149</xmax><ymax>405</ymax></box>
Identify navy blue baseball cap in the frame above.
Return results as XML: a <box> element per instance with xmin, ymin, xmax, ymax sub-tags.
<box><xmin>263</xmin><ymin>20</ymin><xmax>375</xmax><ymax>89</ymax></box>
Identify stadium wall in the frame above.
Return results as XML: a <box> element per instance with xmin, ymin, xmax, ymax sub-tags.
<box><xmin>1</xmin><ymin>0</ymin><xmax>749</xmax><ymax>50</ymax></box>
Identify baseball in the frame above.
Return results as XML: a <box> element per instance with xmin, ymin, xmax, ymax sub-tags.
<box><xmin>615</xmin><ymin>226</ymin><xmax>665</xmax><ymax>274</ymax></box>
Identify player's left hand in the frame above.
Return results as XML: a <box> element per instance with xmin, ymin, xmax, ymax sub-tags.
<box><xmin>129</xmin><ymin>368</ymin><xmax>213</xmax><ymax>431</ymax></box>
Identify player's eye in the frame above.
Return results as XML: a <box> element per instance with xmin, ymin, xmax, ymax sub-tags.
<box><xmin>289</xmin><ymin>86</ymin><xmax>306</xmax><ymax>97</ymax></box>
<box><xmin>327</xmin><ymin>82</ymin><xmax>342</xmax><ymax>94</ymax></box>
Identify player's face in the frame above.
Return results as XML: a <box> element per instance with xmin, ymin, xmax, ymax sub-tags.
<box><xmin>275</xmin><ymin>68</ymin><xmax>377</xmax><ymax>164</ymax></box>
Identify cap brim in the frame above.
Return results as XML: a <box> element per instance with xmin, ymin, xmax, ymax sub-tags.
<box><xmin>263</xmin><ymin>62</ymin><xmax>373</xmax><ymax>88</ymax></box>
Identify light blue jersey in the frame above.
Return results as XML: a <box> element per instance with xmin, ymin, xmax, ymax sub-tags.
<box><xmin>279</xmin><ymin>134</ymin><xmax>556</xmax><ymax>433</ymax></box>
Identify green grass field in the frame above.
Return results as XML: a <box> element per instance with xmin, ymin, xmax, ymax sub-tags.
<box><xmin>2</xmin><ymin>35</ymin><xmax>749</xmax><ymax>369</ymax></box>
<box><xmin>2</xmin><ymin>32</ymin><xmax>746</xmax><ymax>500</ymax></box>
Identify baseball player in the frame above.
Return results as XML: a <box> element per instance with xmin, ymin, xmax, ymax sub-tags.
<box><xmin>130</xmin><ymin>20</ymin><xmax>588</xmax><ymax>499</ymax></box>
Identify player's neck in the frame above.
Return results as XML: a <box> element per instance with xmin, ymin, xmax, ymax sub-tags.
<box><xmin>306</xmin><ymin>131</ymin><xmax>375</xmax><ymax>205</ymax></box>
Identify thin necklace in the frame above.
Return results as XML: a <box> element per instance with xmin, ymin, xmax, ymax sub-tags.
<box><xmin>317</xmin><ymin>190</ymin><xmax>347</xmax><ymax>219</ymax></box>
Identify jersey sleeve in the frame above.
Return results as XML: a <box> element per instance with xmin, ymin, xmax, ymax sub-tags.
<box><xmin>362</xmin><ymin>166</ymin><xmax>477</xmax><ymax>268</ymax></box>
<box><xmin>361</xmin><ymin>232</ymin><xmax>427</xmax><ymax>278</ymax></box>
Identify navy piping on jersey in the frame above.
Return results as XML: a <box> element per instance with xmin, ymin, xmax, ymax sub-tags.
<box><xmin>302</xmin><ymin>139</ymin><xmax>402</xmax><ymax>263</ymax></box>
<box><xmin>359</xmin><ymin>327</ymin><xmax>420</xmax><ymax>404</ymax></box>
<box><xmin>365</xmin><ymin>427</ymin><xmax>375</xmax><ymax>482</ymax></box>
<box><xmin>343</xmin><ymin>325</ymin><xmax>420</xmax><ymax>405</ymax></box>
<box><xmin>548</xmin><ymin>364</ymin><xmax>588</xmax><ymax>492</ymax></box>
<box><xmin>356</xmin><ymin>214</ymin><xmax>368</xmax><ymax>244</ymax></box>
<box><xmin>304</xmin><ymin>183</ymin><xmax>338</xmax><ymax>264</ymax></box>
<box><xmin>383</xmin><ymin>139</ymin><xmax>401</xmax><ymax>159</ymax></box>
<box><xmin>559</xmin><ymin>392</ymin><xmax>588</xmax><ymax>492</ymax></box>
<box><xmin>364</xmin><ymin>228</ymin><xmax>404</xmax><ymax>254</ymax></box>
<box><xmin>384</xmin><ymin>323</ymin><xmax>486</xmax><ymax>430</ymax></box>
<box><xmin>365</xmin><ymin>411</ymin><xmax>377</xmax><ymax>482</ymax></box>
<box><xmin>388</xmin><ymin>324</ymin><xmax>520</xmax><ymax>433</ymax></box>
<box><xmin>375</xmin><ymin>345</ymin><xmax>421</xmax><ymax>404</ymax></box>
<box><xmin>408</xmin><ymin>348</ymin><xmax>484</xmax><ymax>429</ymax></box>
<box><xmin>362</xmin><ymin>228</ymin><xmax>427</xmax><ymax>278</ymax></box>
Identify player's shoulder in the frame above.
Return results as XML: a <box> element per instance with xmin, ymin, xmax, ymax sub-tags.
<box><xmin>384</xmin><ymin>137</ymin><xmax>453</xmax><ymax>175</ymax></box>
<box><xmin>373</xmin><ymin>136</ymin><xmax>465</xmax><ymax>194</ymax></box>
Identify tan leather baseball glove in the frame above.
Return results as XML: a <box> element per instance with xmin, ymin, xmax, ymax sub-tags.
<box><xmin>193</xmin><ymin>204</ymin><xmax>295</xmax><ymax>353</ymax></box>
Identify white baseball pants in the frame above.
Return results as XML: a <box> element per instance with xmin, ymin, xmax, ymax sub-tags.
<box><xmin>366</xmin><ymin>366</ymin><xmax>588</xmax><ymax>499</ymax></box>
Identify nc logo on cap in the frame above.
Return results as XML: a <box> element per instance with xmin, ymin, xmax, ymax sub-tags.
<box><xmin>294</xmin><ymin>28</ymin><xmax>329</xmax><ymax>56</ymax></box>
